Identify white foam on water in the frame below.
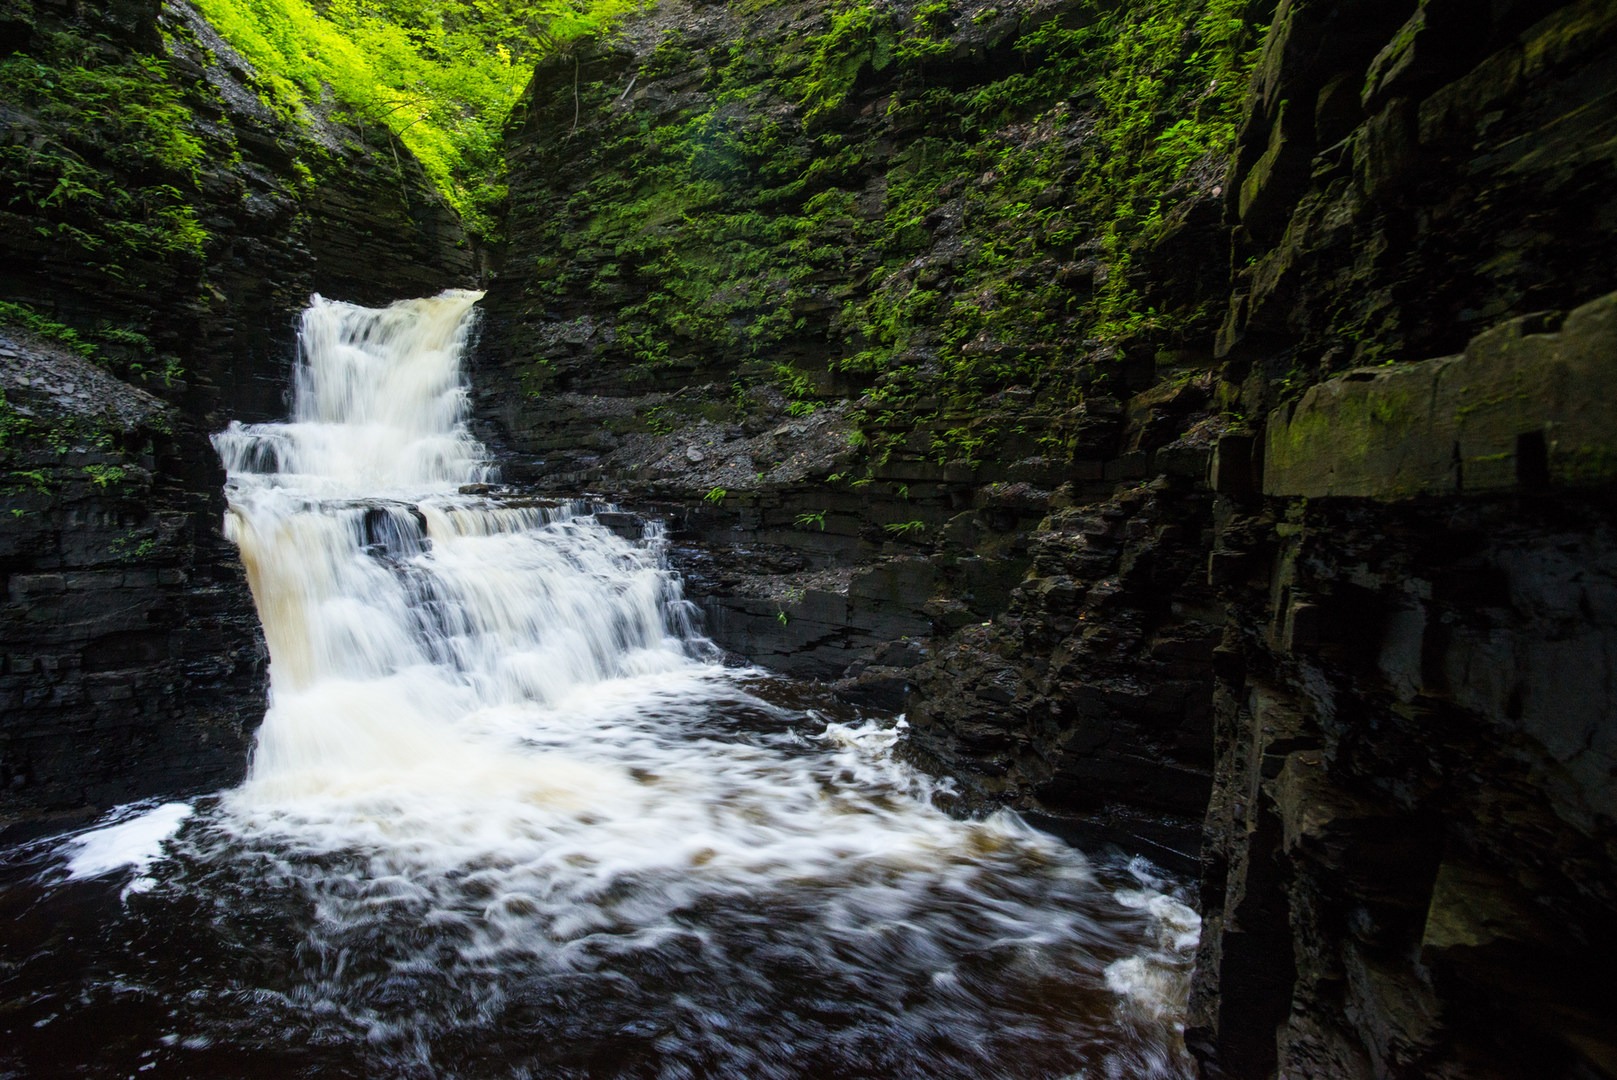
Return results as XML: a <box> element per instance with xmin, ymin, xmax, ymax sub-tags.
<box><xmin>1104</xmin><ymin>883</ymin><xmax>1203</xmax><ymax>1022</ymax></box>
<box><xmin>63</xmin><ymin>802</ymin><xmax>194</xmax><ymax>886</ymax></box>
<box><xmin>203</xmin><ymin>288</ymin><xmax>1201</xmax><ymax>1073</ymax></box>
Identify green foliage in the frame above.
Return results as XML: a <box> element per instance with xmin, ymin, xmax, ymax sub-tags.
<box><xmin>0</xmin><ymin>30</ymin><xmax>210</xmax><ymax>266</ymax></box>
<box><xmin>641</xmin><ymin>403</ymin><xmax>675</xmax><ymax>434</ymax></box>
<box><xmin>793</xmin><ymin>509</ymin><xmax>827</xmax><ymax>530</ymax></box>
<box><xmin>0</xmin><ymin>374</ymin><xmax>146</xmax><ymax>476</ymax></box>
<box><xmin>193</xmin><ymin>0</ymin><xmax>640</xmax><ymax>238</ymax></box>
<box><xmin>524</xmin><ymin>0</ymin><xmax>1261</xmax><ymax>463</ymax></box>
<box><xmin>776</xmin><ymin>363</ymin><xmax>820</xmax><ymax>416</ymax></box>
<box><xmin>82</xmin><ymin>464</ymin><xmax>127</xmax><ymax>489</ymax></box>
<box><xmin>1081</xmin><ymin>0</ymin><xmax>1261</xmax><ymax>337</ymax></box>
<box><xmin>703</xmin><ymin>486</ymin><xmax>727</xmax><ymax>504</ymax></box>
<box><xmin>0</xmin><ymin>302</ymin><xmax>96</xmax><ymax>361</ymax></box>
<box><xmin>0</xmin><ymin>394</ymin><xmax>27</xmax><ymax>455</ymax></box>
<box><xmin>0</xmin><ymin>301</ymin><xmax>177</xmax><ymax>387</ymax></box>
<box><xmin>7</xmin><ymin>468</ymin><xmax>54</xmax><ymax>495</ymax></box>
<box><xmin>883</xmin><ymin>519</ymin><xmax>926</xmax><ymax>537</ymax></box>
<box><xmin>794</xmin><ymin>0</ymin><xmax>897</xmax><ymax>122</ymax></box>
<box><xmin>931</xmin><ymin>425</ymin><xmax>985</xmax><ymax>467</ymax></box>
<box><xmin>829</xmin><ymin>0</ymin><xmax>1261</xmax><ymax>435</ymax></box>
<box><xmin>110</xmin><ymin>532</ymin><xmax>160</xmax><ymax>561</ymax></box>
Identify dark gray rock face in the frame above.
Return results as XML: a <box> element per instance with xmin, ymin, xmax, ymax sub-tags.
<box><xmin>1192</xmin><ymin>0</ymin><xmax>1617</xmax><ymax>1075</ymax></box>
<box><xmin>423</xmin><ymin>0</ymin><xmax>1617</xmax><ymax>1070</ymax></box>
<box><xmin>471</xmin><ymin>0</ymin><xmax>1236</xmax><ymax>855</ymax></box>
<box><xmin>15</xmin><ymin>0</ymin><xmax>1591</xmax><ymax>1066</ymax></box>
<box><xmin>903</xmin><ymin>474</ymin><xmax>1221</xmax><ymax>872</ymax></box>
<box><xmin>0</xmin><ymin>329</ymin><xmax>261</xmax><ymax>821</ymax></box>
<box><xmin>1193</xmin><ymin>491</ymin><xmax>1617</xmax><ymax>1079</ymax></box>
<box><xmin>0</xmin><ymin>0</ymin><xmax>474</xmax><ymax>829</ymax></box>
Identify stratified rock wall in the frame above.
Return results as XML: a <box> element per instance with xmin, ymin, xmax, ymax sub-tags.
<box><xmin>1192</xmin><ymin>1</ymin><xmax>1617</xmax><ymax>1075</ymax></box>
<box><xmin>483</xmin><ymin>0</ymin><xmax>1617</xmax><ymax>1072</ymax></box>
<box><xmin>475</xmin><ymin>0</ymin><xmax>1247</xmax><ymax>857</ymax></box>
<box><xmin>0</xmin><ymin>328</ymin><xmax>261</xmax><ymax>819</ymax></box>
<box><xmin>0</xmin><ymin>0</ymin><xmax>474</xmax><ymax>828</ymax></box>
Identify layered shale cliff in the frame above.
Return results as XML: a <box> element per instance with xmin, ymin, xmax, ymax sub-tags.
<box><xmin>1190</xmin><ymin>1</ymin><xmax>1617</xmax><ymax>1075</ymax></box>
<box><xmin>0</xmin><ymin>0</ymin><xmax>1602</xmax><ymax>1071</ymax></box>
<box><xmin>0</xmin><ymin>0</ymin><xmax>473</xmax><ymax>828</ymax></box>
<box><xmin>479</xmin><ymin>0</ymin><xmax>1617</xmax><ymax>1074</ymax></box>
<box><xmin>474</xmin><ymin>0</ymin><xmax>1257</xmax><ymax>864</ymax></box>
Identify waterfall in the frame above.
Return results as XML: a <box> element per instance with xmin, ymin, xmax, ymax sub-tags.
<box><xmin>215</xmin><ymin>289</ymin><xmax>491</xmax><ymax>494</ymax></box>
<box><xmin>212</xmin><ymin>290</ymin><xmax>707</xmax><ymax>829</ymax></box>
<box><xmin>0</xmin><ymin>289</ymin><xmax>1199</xmax><ymax>1079</ymax></box>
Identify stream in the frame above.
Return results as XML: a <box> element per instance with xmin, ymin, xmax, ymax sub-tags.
<box><xmin>0</xmin><ymin>291</ymin><xmax>1197</xmax><ymax>1079</ymax></box>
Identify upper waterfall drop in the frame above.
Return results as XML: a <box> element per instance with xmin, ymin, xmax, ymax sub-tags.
<box><xmin>214</xmin><ymin>289</ymin><xmax>491</xmax><ymax>496</ymax></box>
<box><xmin>210</xmin><ymin>286</ymin><xmax>697</xmax><ymax>724</ymax></box>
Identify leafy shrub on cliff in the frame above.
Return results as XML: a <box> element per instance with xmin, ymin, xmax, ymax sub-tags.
<box><xmin>514</xmin><ymin>0</ymin><xmax>1263</xmax><ymax>463</ymax></box>
<box><xmin>0</xmin><ymin>301</ymin><xmax>178</xmax><ymax>389</ymax></box>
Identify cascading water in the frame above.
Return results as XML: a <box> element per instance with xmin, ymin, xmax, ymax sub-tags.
<box><xmin>0</xmin><ymin>291</ymin><xmax>1200</xmax><ymax>1079</ymax></box>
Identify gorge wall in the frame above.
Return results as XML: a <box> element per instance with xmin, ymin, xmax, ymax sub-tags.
<box><xmin>1190</xmin><ymin>1</ymin><xmax>1617</xmax><ymax>1075</ymax></box>
<box><xmin>0</xmin><ymin>0</ymin><xmax>1608</xmax><ymax>1072</ymax></box>
<box><xmin>473</xmin><ymin>0</ymin><xmax>1253</xmax><ymax>867</ymax></box>
<box><xmin>476</xmin><ymin>0</ymin><xmax>1617</xmax><ymax>1075</ymax></box>
<box><xmin>0</xmin><ymin>0</ymin><xmax>474</xmax><ymax>829</ymax></box>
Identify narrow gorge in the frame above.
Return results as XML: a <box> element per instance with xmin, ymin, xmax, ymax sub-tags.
<box><xmin>1</xmin><ymin>0</ymin><xmax>1614</xmax><ymax>1076</ymax></box>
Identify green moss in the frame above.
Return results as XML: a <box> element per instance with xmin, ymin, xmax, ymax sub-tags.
<box><xmin>520</xmin><ymin>0</ymin><xmax>1262</xmax><ymax>464</ymax></box>
<box><xmin>1554</xmin><ymin>445</ymin><xmax>1617</xmax><ymax>485</ymax></box>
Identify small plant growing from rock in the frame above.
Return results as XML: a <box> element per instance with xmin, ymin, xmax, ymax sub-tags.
<box><xmin>82</xmin><ymin>464</ymin><xmax>126</xmax><ymax>489</ymax></box>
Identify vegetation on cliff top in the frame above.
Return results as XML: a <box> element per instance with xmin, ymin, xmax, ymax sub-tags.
<box><xmin>0</xmin><ymin>13</ymin><xmax>210</xmax><ymax>270</ymax></box>
<box><xmin>193</xmin><ymin>0</ymin><xmax>640</xmax><ymax>237</ymax></box>
<box><xmin>1</xmin><ymin>0</ymin><xmax>1260</xmax><ymax>471</ymax></box>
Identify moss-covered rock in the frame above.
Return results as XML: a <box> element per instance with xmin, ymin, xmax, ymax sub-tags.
<box><xmin>476</xmin><ymin>0</ymin><xmax>1264</xmax><ymax>480</ymax></box>
<box><xmin>1264</xmin><ymin>292</ymin><xmax>1617</xmax><ymax>499</ymax></box>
